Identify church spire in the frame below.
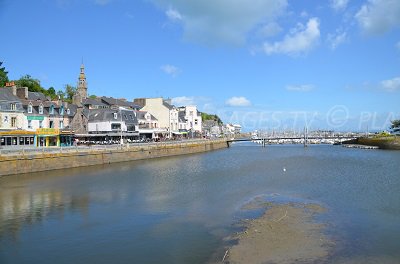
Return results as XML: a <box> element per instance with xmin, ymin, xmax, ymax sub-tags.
<box><xmin>77</xmin><ymin>62</ymin><xmax>87</xmax><ymax>99</ymax></box>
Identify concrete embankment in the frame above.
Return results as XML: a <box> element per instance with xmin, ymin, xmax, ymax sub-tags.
<box><xmin>343</xmin><ymin>137</ymin><xmax>400</xmax><ymax>150</ymax></box>
<box><xmin>0</xmin><ymin>139</ymin><xmax>228</xmax><ymax>177</ymax></box>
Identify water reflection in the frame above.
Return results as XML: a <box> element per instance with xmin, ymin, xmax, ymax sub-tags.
<box><xmin>0</xmin><ymin>179</ymin><xmax>90</xmax><ymax>241</ymax></box>
<box><xmin>0</xmin><ymin>145</ymin><xmax>399</xmax><ymax>264</ymax></box>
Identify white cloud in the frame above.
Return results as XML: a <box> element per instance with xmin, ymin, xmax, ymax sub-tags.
<box><xmin>327</xmin><ymin>30</ymin><xmax>347</xmax><ymax>50</ymax></box>
<box><xmin>257</xmin><ymin>22</ymin><xmax>282</xmax><ymax>38</ymax></box>
<box><xmin>166</xmin><ymin>7</ymin><xmax>182</xmax><ymax>21</ymax></box>
<box><xmin>263</xmin><ymin>18</ymin><xmax>320</xmax><ymax>56</ymax></box>
<box><xmin>381</xmin><ymin>77</ymin><xmax>400</xmax><ymax>92</ymax></box>
<box><xmin>331</xmin><ymin>0</ymin><xmax>349</xmax><ymax>11</ymax></box>
<box><xmin>160</xmin><ymin>64</ymin><xmax>181</xmax><ymax>77</ymax></box>
<box><xmin>355</xmin><ymin>0</ymin><xmax>400</xmax><ymax>35</ymax></box>
<box><xmin>286</xmin><ymin>84</ymin><xmax>314</xmax><ymax>92</ymax></box>
<box><xmin>151</xmin><ymin>0</ymin><xmax>288</xmax><ymax>45</ymax></box>
<box><xmin>171</xmin><ymin>96</ymin><xmax>195</xmax><ymax>106</ymax></box>
<box><xmin>225</xmin><ymin>96</ymin><xmax>251</xmax><ymax>107</ymax></box>
<box><xmin>300</xmin><ymin>11</ymin><xmax>308</xmax><ymax>18</ymax></box>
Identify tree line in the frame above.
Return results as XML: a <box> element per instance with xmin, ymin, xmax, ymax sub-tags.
<box><xmin>0</xmin><ymin>61</ymin><xmax>78</xmax><ymax>103</ymax></box>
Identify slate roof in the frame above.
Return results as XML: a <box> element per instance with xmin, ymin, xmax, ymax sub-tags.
<box><xmin>162</xmin><ymin>100</ymin><xmax>174</xmax><ymax>110</ymax></box>
<box><xmin>67</xmin><ymin>104</ymin><xmax>78</xmax><ymax>117</ymax></box>
<box><xmin>28</xmin><ymin>92</ymin><xmax>48</xmax><ymax>101</ymax></box>
<box><xmin>136</xmin><ymin>111</ymin><xmax>158</xmax><ymax>121</ymax></box>
<box><xmin>82</xmin><ymin>98</ymin><xmax>108</xmax><ymax>107</ymax></box>
<box><xmin>101</xmin><ymin>97</ymin><xmax>141</xmax><ymax>110</ymax></box>
<box><xmin>0</xmin><ymin>89</ymin><xmax>18</xmax><ymax>101</ymax></box>
<box><xmin>0</xmin><ymin>88</ymin><xmax>24</xmax><ymax>112</ymax></box>
<box><xmin>88</xmin><ymin>109</ymin><xmax>138</xmax><ymax>124</ymax></box>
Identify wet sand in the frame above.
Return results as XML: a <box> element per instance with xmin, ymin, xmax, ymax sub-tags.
<box><xmin>225</xmin><ymin>202</ymin><xmax>333</xmax><ymax>264</ymax></box>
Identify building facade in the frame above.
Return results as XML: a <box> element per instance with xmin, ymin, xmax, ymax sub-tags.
<box><xmin>133</xmin><ymin>97</ymin><xmax>172</xmax><ymax>133</ymax></box>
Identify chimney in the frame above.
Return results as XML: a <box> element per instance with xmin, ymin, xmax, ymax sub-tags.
<box><xmin>6</xmin><ymin>86</ymin><xmax>17</xmax><ymax>96</ymax></box>
<box><xmin>133</xmin><ymin>98</ymin><xmax>146</xmax><ymax>107</ymax></box>
<box><xmin>16</xmin><ymin>87</ymin><xmax>29</xmax><ymax>99</ymax></box>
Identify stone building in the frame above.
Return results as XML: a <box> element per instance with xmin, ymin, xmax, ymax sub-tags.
<box><xmin>71</xmin><ymin>63</ymin><xmax>89</xmax><ymax>134</ymax></box>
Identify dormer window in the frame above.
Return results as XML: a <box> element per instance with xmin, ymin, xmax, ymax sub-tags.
<box><xmin>67</xmin><ymin>109</ymin><xmax>70</xmax><ymax>115</ymax></box>
<box><xmin>114</xmin><ymin>113</ymin><xmax>118</xmax><ymax>119</ymax></box>
<box><xmin>10</xmin><ymin>103</ymin><xmax>16</xmax><ymax>111</ymax></box>
<box><xmin>39</xmin><ymin>104</ymin><xmax>44</xmax><ymax>114</ymax></box>
<box><xmin>28</xmin><ymin>103</ymin><xmax>33</xmax><ymax>114</ymax></box>
<box><xmin>50</xmin><ymin>105</ymin><xmax>54</xmax><ymax>115</ymax></box>
<box><xmin>59</xmin><ymin>106</ymin><xmax>64</xmax><ymax>115</ymax></box>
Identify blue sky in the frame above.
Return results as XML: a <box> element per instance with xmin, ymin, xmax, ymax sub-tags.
<box><xmin>1</xmin><ymin>0</ymin><xmax>399</xmax><ymax>131</ymax></box>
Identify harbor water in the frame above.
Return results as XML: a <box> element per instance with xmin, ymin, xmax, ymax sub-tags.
<box><xmin>1</xmin><ymin>143</ymin><xmax>399</xmax><ymax>263</ymax></box>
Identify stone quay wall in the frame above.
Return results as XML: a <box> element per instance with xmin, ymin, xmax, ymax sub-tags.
<box><xmin>0</xmin><ymin>139</ymin><xmax>228</xmax><ymax>177</ymax></box>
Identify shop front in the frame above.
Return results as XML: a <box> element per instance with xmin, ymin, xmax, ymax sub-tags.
<box><xmin>36</xmin><ymin>128</ymin><xmax>60</xmax><ymax>147</ymax></box>
<box><xmin>60</xmin><ymin>130</ymin><xmax>74</xmax><ymax>146</ymax></box>
<box><xmin>0</xmin><ymin>130</ymin><xmax>36</xmax><ymax>148</ymax></box>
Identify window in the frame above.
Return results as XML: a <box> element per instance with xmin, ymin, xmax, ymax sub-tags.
<box><xmin>67</xmin><ymin>109</ymin><xmax>70</xmax><ymax>115</ymax></box>
<box><xmin>10</xmin><ymin>103</ymin><xmax>16</xmax><ymax>111</ymax></box>
<box><xmin>59</xmin><ymin>121</ymin><xmax>64</xmax><ymax>129</ymax></box>
<box><xmin>114</xmin><ymin>113</ymin><xmax>118</xmax><ymax>119</ymax></box>
<box><xmin>129</xmin><ymin>114</ymin><xmax>133</xmax><ymax>120</ymax></box>
<box><xmin>39</xmin><ymin>104</ymin><xmax>44</xmax><ymax>114</ymax></box>
<box><xmin>11</xmin><ymin>117</ymin><xmax>17</xmax><ymax>127</ymax></box>
<box><xmin>111</xmin><ymin>123</ymin><xmax>121</xmax><ymax>130</ymax></box>
<box><xmin>39</xmin><ymin>120</ymin><xmax>43</xmax><ymax>128</ymax></box>
<box><xmin>124</xmin><ymin>114</ymin><xmax>127</xmax><ymax>119</ymax></box>
<box><xmin>49</xmin><ymin>105</ymin><xmax>54</xmax><ymax>115</ymax></box>
<box><xmin>28</xmin><ymin>104</ymin><xmax>33</xmax><ymax>114</ymax></box>
<box><xmin>60</xmin><ymin>106</ymin><xmax>64</xmax><ymax>115</ymax></box>
<box><xmin>49</xmin><ymin>120</ymin><xmax>54</xmax><ymax>128</ymax></box>
<box><xmin>195</xmin><ymin>119</ymin><xmax>198</xmax><ymax>125</ymax></box>
<box><xmin>28</xmin><ymin>120</ymin><xmax>32</xmax><ymax>129</ymax></box>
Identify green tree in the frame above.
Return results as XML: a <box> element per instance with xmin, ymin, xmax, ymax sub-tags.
<box><xmin>14</xmin><ymin>75</ymin><xmax>46</xmax><ymax>93</ymax></box>
<box><xmin>201</xmin><ymin>112</ymin><xmax>223</xmax><ymax>125</ymax></box>
<box><xmin>0</xmin><ymin>61</ymin><xmax>9</xmax><ymax>87</ymax></box>
<box><xmin>57</xmin><ymin>90</ymin><xmax>66</xmax><ymax>100</ymax></box>
<box><xmin>46</xmin><ymin>87</ymin><xmax>58</xmax><ymax>100</ymax></box>
<box><xmin>63</xmin><ymin>84</ymin><xmax>76</xmax><ymax>103</ymax></box>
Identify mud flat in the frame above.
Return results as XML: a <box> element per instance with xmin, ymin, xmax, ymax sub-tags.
<box><xmin>225</xmin><ymin>202</ymin><xmax>334</xmax><ymax>264</ymax></box>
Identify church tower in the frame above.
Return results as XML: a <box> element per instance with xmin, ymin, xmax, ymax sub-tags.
<box><xmin>77</xmin><ymin>63</ymin><xmax>88</xmax><ymax>99</ymax></box>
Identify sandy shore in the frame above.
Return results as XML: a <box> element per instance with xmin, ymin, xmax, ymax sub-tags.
<box><xmin>225</xmin><ymin>202</ymin><xmax>333</xmax><ymax>264</ymax></box>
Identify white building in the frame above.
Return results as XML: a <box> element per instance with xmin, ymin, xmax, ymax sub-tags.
<box><xmin>87</xmin><ymin>108</ymin><xmax>138</xmax><ymax>135</ymax></box>
<box><xmin>224</xmin><ymin>124</ymin><xmax>242</xmax><ymax>135</ymax></box>
<box><xmin>178</xmin><ymin>106</ymin><xmax>202</xmax><ymax>133</ymax></box>
<box><xmin>0</xmin><ymin>87</ymin><xmax>25</xmax><ymax>131</ymax></box>
<box><xmin>134</xmin><ymin>97</ymin><xmax>173</xmax><ymax>130</ymax></box>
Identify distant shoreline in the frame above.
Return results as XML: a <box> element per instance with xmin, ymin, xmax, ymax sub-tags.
<box><xmin>343</xmin><ymin>136</ymin><xmax>400</xmax><ymax>150</ymax></box>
